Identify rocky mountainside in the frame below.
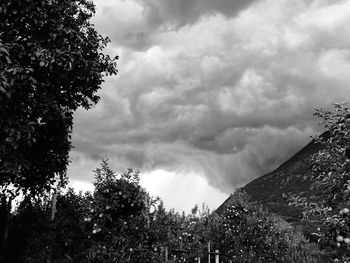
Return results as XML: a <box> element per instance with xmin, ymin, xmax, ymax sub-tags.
<box><xmin>216</xmin><ymin>133</ymin><xmax>327</xmax><ymax>222</ymax></box>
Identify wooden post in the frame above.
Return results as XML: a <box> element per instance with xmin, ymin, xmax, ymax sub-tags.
<box><xmin>1</xmin><ymin>197</ymin><xmax>11</xmax><ymax>253</ymax></box>
<box><xmin>51</xmin><ymin>189</ymin><xmax>57</xmax><ymax>221</ymax></box>
<box><xmin>47</xmin><ymin>189</ymin><xmax>58</xmax><ymax>263</ymax></box>
<box><xmin>3</xmin><ymin>197</ymin><xmax>11</xmax><ymax>244</ymax></box>
<box><xmin>215</xmin><ymin>250</ymin><xmax>219</xmax><ymax>263</ymax></box>
<box><xmin>208</xmin><ymin>242</ymin><xmax>211</xmax><ymax>263</ymax></box>
<box><xmin>165</xmin><ymin>246</ymin><xmax>168</xmax><ymax>262</ymax></box>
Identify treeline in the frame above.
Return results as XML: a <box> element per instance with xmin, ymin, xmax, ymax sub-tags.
<box><xmin>0</xmin><ymin>160</ymin><xmax>321</xmax><ymax>263</ymax></box>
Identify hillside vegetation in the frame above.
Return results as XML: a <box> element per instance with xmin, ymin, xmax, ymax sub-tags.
<box><xmin>1</xmin><ymin>160</ymin><xmax>321</xmax><ymax>262</ymax></box>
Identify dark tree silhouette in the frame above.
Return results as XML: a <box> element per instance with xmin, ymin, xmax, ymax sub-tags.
<box><xmin>0</xmin><ymin>0</ymin><xmax>117</xmax><ymax>196</ymax></box>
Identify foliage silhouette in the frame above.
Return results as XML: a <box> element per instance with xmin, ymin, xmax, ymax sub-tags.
<box><xmin>0</xmin><ymin>0</ymin><xmax>117</xmax><ymax>196</ymax></box>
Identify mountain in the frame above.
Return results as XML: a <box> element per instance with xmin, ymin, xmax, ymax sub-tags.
<box><xmin>216</xmin><ymin>133</ymin><xmax>327</xmax><ymax>222</ymax></box>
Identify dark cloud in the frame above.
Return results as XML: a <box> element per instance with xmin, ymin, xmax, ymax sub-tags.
<box><xmin>138</xmin><ymin>0</ymin><xmax>259</xmax><ymax>27</ymax></box>
<box><xmin>92</xmin><ymin>0</ymin><xmax>260</xmax><ymax>50</ymax></box>
<box><xmin>69</xmin><ymin>0</ymin><xmax>350</xmax><ymax>197</ymax></box>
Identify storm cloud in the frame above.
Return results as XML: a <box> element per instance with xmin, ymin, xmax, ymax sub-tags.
<box><xmin>92</xmin><ymin>0</ymin><xmax>260</xmax><ymax>50</ymax></box>
<box><xmin>68</xmin><ymin>0</ymin><xmax>350</xmax><ymax>205</ymax></box>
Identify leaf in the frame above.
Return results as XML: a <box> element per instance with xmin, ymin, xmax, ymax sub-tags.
<box><xmin>0</xmin><ymin>47</ymin><xmax>10</xmax><ymax>56</ymax></box>
<box><xmin>16</xmin><ymin>131</ymin><xmax>21</xmax><ymax>141</ymax></box>
<box><xmin>28</xmin><ymin>76</ymin><xmax>37</xmax><ymax>84</ymax></box>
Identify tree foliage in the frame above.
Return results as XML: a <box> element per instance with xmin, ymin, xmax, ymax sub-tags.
<box><xmin>86</xmin><ymin>160</ymin><xmax>162</xmax><ymax>262</ymax></box>
<box><xmin>291</xmin><ymin>102</ymin><xmax>350</xmax><ymax>262</ymax></box>
<box><xmin>1</xmin><ymin>161</ymin><xmax>320</xmax><ymax>262</ymax></box>
<box><xmin>0</xmin><ymin>0</ymin><xmax>117</xmax><ymax>195</ymax></box>
<box><xmin>161</xmin><ymin>190</ymin><xmax>320</xmax><ymax>263</ymax></box>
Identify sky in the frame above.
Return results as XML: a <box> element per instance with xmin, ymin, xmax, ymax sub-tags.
<box><xmin>68</xmin><ymin>0</ymin><xmax>350</xmax><ymax>213</ymax></box>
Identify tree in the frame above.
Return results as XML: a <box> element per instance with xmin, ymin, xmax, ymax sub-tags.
<box><xmin>87</xmin><ymin>160</ymin><xmax>163</xmax><ymax>263</ymax></box>
<box><xmin>159</xmin><ymin>190</ymin><xmax>318</xmax><ymax>263</ymax></box>
<box><xmin>0</xmin><ymin>188</ymin><xmax>93</xmax><ymax>263</ymax></box>
<box><xmin>0</xmin><ymin>0</ymin><xmax>117</xmax><ymax>196</ymax></box>
<box><xmin>291</xmin><ymin>102</ymin><xmax>350</xmax><ymax>262</ymax></box>
<box><xmin>201</xmin><ymin>190</ymin><xmax>287</xmax><ymax>263</ymax></box>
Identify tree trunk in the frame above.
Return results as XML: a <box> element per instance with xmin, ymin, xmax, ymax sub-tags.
<box><xmin>0</xmin><ymin>196</ymin><xmax>12</xmax><ymax>261</ymax></box>
<box><xmin>47</xmin><ymin>189</ymin><xmax>58</xmax><ymax>263</ymax></box>
<box><xmin>3</xmin><ymin>199</ymin><xmax>11</xmax><ymax>244</ymax></box>
<box><xmin>51</xmin><ymin>189</ymin><xmax>57</xmax><ymax>221</ymax></box>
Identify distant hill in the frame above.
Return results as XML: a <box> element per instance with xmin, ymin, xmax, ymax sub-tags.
<box><xmin>216</xmin><ymin>133</ymin><xmax>327</xmax><ymax>222</ymax></box>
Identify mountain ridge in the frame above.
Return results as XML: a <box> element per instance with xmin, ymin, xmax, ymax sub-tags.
<box><xmin>216</xmin><ymin>132</ymin><xmax>327</xmax><ymax>222</ymax></box>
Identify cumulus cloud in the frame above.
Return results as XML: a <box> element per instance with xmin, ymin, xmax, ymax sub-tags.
<box><xmin>135</xmin><ymin>0</ymin><xmax>259</xmax><ymax>27</ymax></box>
<box><xmin>68</xmin><ymin>0</ymin><xmax>350</xmax><ymax>205</ymax></box>
<box><xmin>92</xmin><ymin>0</ymin><xmax>260</xmax><ymax>50</ymax></box>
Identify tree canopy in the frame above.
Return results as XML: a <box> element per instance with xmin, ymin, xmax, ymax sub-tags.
<box><xmin>291</xmin><ymin>102</ymin><xmax>350</xmax><ymax>261</ymax></box>
<box><xmin>1</xmin><ymin>160</ymin><xmax>320</xmax><ymax>262</ymax></box>
<box><xmin>0</xmin><ymin>0</ymin><xmax>117</xmax><ymax>195</ymax></box>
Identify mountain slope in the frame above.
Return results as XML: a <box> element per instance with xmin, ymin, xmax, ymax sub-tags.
<box><xmin>216</xmin><ymin>134</ymin><xmax>326</xmax><ymax>222</ymax></box>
